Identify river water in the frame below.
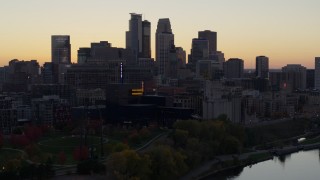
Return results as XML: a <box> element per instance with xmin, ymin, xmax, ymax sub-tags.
<box><xmin>204</xmin><ymin>149</ymin><xmax>320</xmax><ymax>180</ymax></box>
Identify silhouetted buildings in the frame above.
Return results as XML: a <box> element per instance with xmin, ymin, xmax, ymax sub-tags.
<box><xmin>126</xmin><ymin>13</ymin><xmax>151</xmax><ymax>60</ymax></box>
<box><xmin>77</xmin><ymin>48</ymin><xmax>91</xmax><ymax>64</ymax></box>
<box><xmin>0</xmin><ymin>95</ymin><xmax>17</xmax><ymax>134</ymax></box>
<box><xmin>203</xmin><ymin>81</ymin><xmax>242</xmax><ymax>123</ymax></box>
<box><xmin>156</xmin><ymin>18</ymin><xmax>174</xmax><ymax>77</ymax></box>
<box><xmin>32</xmin><ymin>95</ymin><xmax>70</xmax><ymax>126</ymax></box>
<box><xmin>79</xmin><ymin>41</ymin><xmax>134</xmax><ymax>64</ymax></box>
<box><xmin>51</xmin><ymin>35</ymin><xmax>71</xmax><ymax>64</ymax></box>
<box><xmin>4</xmin><ymin>12</ymin><xmax>320</xmax><ymax>133</ymax></box>
<box><xmin>282</xmin><ymin>64</ymin><xmax>307</xmax><ymax>91</ymax></box>
<box><xmin>306</xmin><ymin>69</ymin><xmax>315</xmax><ymax>89</ymax></box>
<box><xmin>256</xmin><ymin>56</ymin><xmax>269</xmax><ymax>79</ymax></box>
<box><xmin>188</xmin><ymin>38</ymin><xmax>209</xmax><ymax>72</ymax></box>
<box><xmin>42</xmin><ymin>62</ymin><xmax>59</xmax><ymax>84</ymax></box>
<box><xmin>3</xmin><ymin>59</ymin><xmax>40</xmax><ymax>92</ymax></box>
<box><xmin>142</xmin><ymin>20</ymin><xmax>151</xmax><ymax>58</ymax></box>
<box><xmin>224</xmin><ymin>58</ymin><xmax>244</xmax><ymax>79</ymax></box>
<box><xmin>198</xmin><ymin>30</ymin><xmax>217</xmax><ymax>54</ymax></box>
<box><xmin>315</xmin><ymin>57</ymin><xmax>320</xmax><ymax>90</ymax></box>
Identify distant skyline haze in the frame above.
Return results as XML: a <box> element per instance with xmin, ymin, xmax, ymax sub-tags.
<box><xmin>0</xmin><ymin>0</ymin><xmax>319</xmax><ymax>68</ymax></box>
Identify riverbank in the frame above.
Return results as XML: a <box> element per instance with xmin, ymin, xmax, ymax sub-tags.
<box><xmin>182</xmin><ymin>142</ymin><xmax>320</xmax><ymax>180</ymax></box>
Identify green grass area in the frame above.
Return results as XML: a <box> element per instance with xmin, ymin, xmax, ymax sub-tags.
<box><xmin>38</xmin><ymin>136</ymin><xmax>106</xmax><ymax>165</ymax></box>
<box><xmin>0</xmin><ymin>149</ymin><xmax>26</xmax><ymax>165</ymax></box>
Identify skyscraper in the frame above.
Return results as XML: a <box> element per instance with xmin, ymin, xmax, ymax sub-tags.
<box><xmin>77</xmin><ymin>48</ymin><xmax>91</xmax><ymax>64</ymax></box>
<box><xmin>256</xmin><ymin>56</ymin><xmax>269</xmax><ymax>79</ymax></box>
<box><xmin>175</xmin><ymin>47</ymin><xmax>186</xmax><ymax>68</ymax></box>
<box><xmin>126</xmin><ymin>13</ymin><xmax>151</xmax><ymax>59</ymax></box>
<box><xmin>223</xmin><ymin>58</ymin><xmax>244</xmax><ymax>79</ymax></box>
<box><xmin>282</xmin><ymin>64</ymin><xmax>307</xmax><ymax>91</ymax></box>
<box><xmin>189</xmin><ymin>38</ymin><xmax>209</xmax><ymax>69</ymax></box>
<box><xmin>156</xmin><ymin>18</ymin><xmax>174</xmax><ymax>76</ymax></box>
<box><xmin>198</xmin><ymin>30</ymin><xmax>217</xmax><ymax>54</ymax></box>
<box><xmin>315</xmin><ymin>57</ymin><xmax>320</xmax><ymax>89</ymax></box>
<box><xmin>142</xmin><ymin>20</ymin><xmax>151</xmax><ymax>58</ymax></box>
<box><xmin>51</xmin><ymin>35</ymin><xmax>71</xmax><ymax>64</ymax></box>
<box><xmin>126</xmin><ymin>13</ymin><xmax>142</xmax><ymax>59</ymax></box>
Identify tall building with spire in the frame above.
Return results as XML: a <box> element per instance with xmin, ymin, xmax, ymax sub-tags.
<box><xmin>156</xmin><ymin>18</ymin><xmax>174</xmax><ymax>76</ymax></box>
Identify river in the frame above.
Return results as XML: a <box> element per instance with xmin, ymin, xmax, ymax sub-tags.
<box><xmin>203</xmin><ymin>149</ymin><xmax>320</xmax><ymax>180</ymax></box>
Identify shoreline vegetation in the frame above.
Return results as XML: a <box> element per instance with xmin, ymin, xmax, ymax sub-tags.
<box><xmin>1</xmin><ymin>116</ymin><xmax>318</xmax><ymax>179</ymax></box>
<box><xmin>195</xmin><ymin>142</ymin><xmax>320</xmax><ymax>180</ymax></box>
<box><xmin>182</xmin><ymin>117</ymin><xmax>320</xmax><ymax>180</ymax></box>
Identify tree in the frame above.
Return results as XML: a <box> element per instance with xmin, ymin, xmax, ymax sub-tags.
<box><xmin>104</xmin><ymin>142</ymin><xmax>129</xmax><ymax>156</ymax></box>
<box><xmin>77</xmin><ymin>159</ymin><xmax>105</xmax><ymax>175</ymax></box>
<box><xmin>73</xmin><ymin>146</ymin><xmax>89</xmax><ymax>161</ymax></box>
<box><xmin>24</xmin><ymin>144</ymin><xmax>41</xmax><ymax>158</ymax></box>
<box><xmin>173</xmin><ymin>129</ymin><xmax>189</xmax><ymax>147</ymax></box>
<box><xmin>221</xmin><ymin>135</ymin><xmax>242</xmax><ymax>154</ymax></box>
<box><xmin>106</xmin><ymin>150</ymin><xmax>151</xmax><ymax>180</ymax></box>
<box><xmin>147</xmin><ymin>145</ymin><xmax>188</xmax><ymax>180</ymax></box>
<box><xmin>10</xmin><ymin>134</ymin><xmax>30</xmax><ymax>148</ymax></box>
<box><xmin>128</xmin><ymin>130</ymin><xmax>140</xmax><ymax>145</ymax></box>
<box><xmin>24</xmin><ymin>125</ymin><xmax>42</xmax><ymax>142</ymax></box>
<box><xmin>173</xmin><ymin>120</ymin><xmax>201</xmax><ymax>138</ymax></box>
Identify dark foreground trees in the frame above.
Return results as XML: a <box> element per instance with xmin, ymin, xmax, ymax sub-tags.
<box><xmin>106</xmin><ymin>119</ymin><xmax>245</xmax><ymax>179</ymax></box>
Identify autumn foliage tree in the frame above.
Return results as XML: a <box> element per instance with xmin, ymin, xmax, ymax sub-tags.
<box><xmin>24</xmin><ymin>125</ymin><xmax>43</xmax><ymax>142</ymax></box>
<box><xmin>73</xmin><ymin>146</ymin><xmax>89</xmax><ymax>161</ymax></box>
<box><xmin>106</xmin><ymin>150</ymin><xmax>151</xmax><ymax>180</ymax></box>
<box><xmin>58</xmin><ymin>151</ymin><xmax>67</xmax><ymax>165</ymax></box>
<box><xmin>10</xmin><ymin>134</ymin><xmax>30</xmax><ymax>148</ymax></box>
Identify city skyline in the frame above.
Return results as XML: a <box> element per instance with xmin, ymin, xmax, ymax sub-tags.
<box><xmin>1</xmin><ymin>0</ymin><xmax>320</xmax><ymax>68</ymax></box>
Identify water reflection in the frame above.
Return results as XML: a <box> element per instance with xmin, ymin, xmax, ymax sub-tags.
<box><xmin>276</xmin><ymin>153</ymin><xmax>291</xmax><ymax>167</ymax></box>
<box><xmin>203</xmin><ymin>149</ymin><xmax>320</xmax><ymax>180</ymax></box>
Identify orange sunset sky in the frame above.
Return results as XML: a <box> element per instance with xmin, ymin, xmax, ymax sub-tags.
<box><xmin>0</xmin><ymin>0</ymin><xmax>319</xmax><ymax>68</ymax></box>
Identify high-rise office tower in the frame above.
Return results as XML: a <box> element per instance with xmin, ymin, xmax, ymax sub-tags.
<box><xmin>307</xmin><ymin>69</ymin><xmax>315</xmax><ymax>89</ymax></box>
<box><xmin>223</xmin><ymin>58</ymin><xmax>244</xmax><ymax>79</ymax></box>
<box><xmin>189</xmin><ymin>38</ymin><xmax>209</xmax><ymax>65</ymax></box>
<box><xmin>142</xmin><ymin>20</ymin><xmax>151</xmax><ymax>58</ymax></box>
<box><xmin>175</xmin><ymin>47</ymin><xmax>186</xmax><ymax>68</ymax></box>
<box><xmin>282</xmin><ymin>64</ymin><xmax>307</xmax><ymax>91</ymax></box>
<box><xmin>126</xmin><ymin>13</ymin><xmax>151</xmax><ymax>59</ymax></box>
<box><xmin>256</xmin><ymin>56</ymin><xmax>269</xmax><ymax>79</ymax></box>
<box><xmin>156</xmin><ymin>18</ymin><xmax>174</xmax><ymax>76</ymax></box>
<box><xmin>42</xmin><ymin>62</ymin><xmax>59</xmax><ymax>84</ymax></box>
<box><xmin>198</xmin><ymin>30</ymin><xmax>217</xmax><ymax>54</ymax></box>
<box><xmin>77</xmin><ymin>48</ymin><xmax>91</xmax><ymax>64</ymax></box>
<box><xmin>315</xmin><ymin>57</ymin><xmax>320</xmax><ymax>89</ymax></box>
<box><xmin>126</xmin><ymin>13</ymin><xmax>142</xmax><ymax>59</ymax></box>
<box><xmin>51</xmin><ymin>35</ymin><xmax>71</xmax><ymax>64</ymax></box>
